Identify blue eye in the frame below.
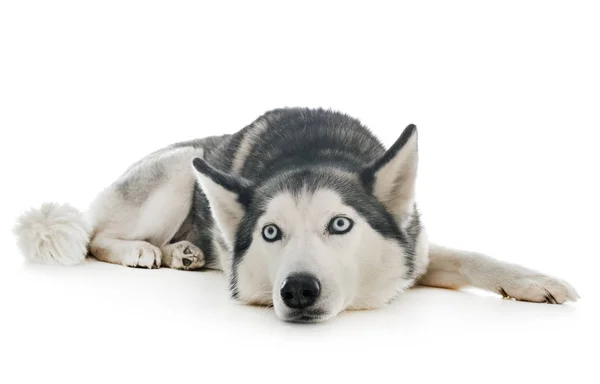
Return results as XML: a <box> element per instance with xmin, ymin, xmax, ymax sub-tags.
<box><xmin>328</xmin><ymin>216</ymin><xmax>353</xmax><ymax>235</ymax></box>
<box><xmin>262</xmin><ymin>224</ymin><xmax>282</xmax><ymax>242</ymax></box>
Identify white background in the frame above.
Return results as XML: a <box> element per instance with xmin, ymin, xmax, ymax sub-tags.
<box><xmin>1</xmin><ymin>1</ymin><xmax>598</xmax><ymax>383</ymax></box>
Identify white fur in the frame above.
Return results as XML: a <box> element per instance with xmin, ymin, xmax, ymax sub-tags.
<box><xmin>233</xmin><ymin>189</ymin><xmax>421</xmax><ymax>320</ymax></box>
<box><xmin>419</xmin><ymin>244</ymin><xmax>579</xmax><ymax>303</ymax></box>
<box><xmin>89</xmin><ymin>147</ymin><xmax>200</xmax><ymax>246</ymax></box>
<box><xmin>14</xmin><ymin>203</ymin><xmax>91</xmax><ymax>265</ymax></box>
<box><xmin>193</xmin><ymin>172</ymin><xmax>245</xmax><ymax>249</ymax></box>
<box><xmin>372</xmin><ymin>130</ymin><xmax>418</xmax><ymax>219</ymax></box>
<box><xmin>231</xmin><ymin>118</ymin><xmax>270</xmax><ymax>174</ymax></box>
<box><xmin>86</xmin><ymin>146</ymin><xmax>202</xmax><ymax>269</ymax></box>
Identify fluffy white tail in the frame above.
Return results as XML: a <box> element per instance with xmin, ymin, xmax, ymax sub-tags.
<box><xmin>14</xmin><ymin>203</ymin><xmax>91</xmax><ymax>265</ymax></box>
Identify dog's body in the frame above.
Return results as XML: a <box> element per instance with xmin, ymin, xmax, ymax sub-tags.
<box><xmin>15</xmin><ymin>108</ymin><xmax>578</xmax><ymax>322</ymax></box>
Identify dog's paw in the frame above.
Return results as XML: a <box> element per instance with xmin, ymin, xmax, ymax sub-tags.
<box><xmin>497</xmin><ymin>274</ymin><xmax>579</xmax><ymax>304</ymax></box>
<box><xmin>122</xmin><ymin>243</ymin><xmax>162</xmax><ymax>269</ymax></box>
<box><xmin>162</xmin><ymin>241</ymin><xmax>205</xmax><ymax>270</ymax></box>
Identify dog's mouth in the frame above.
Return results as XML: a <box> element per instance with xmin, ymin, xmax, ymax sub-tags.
<box><xmin>282</xmin><ymin>309</ymin><xmax>328</xmax><ymax>323</ymax></box>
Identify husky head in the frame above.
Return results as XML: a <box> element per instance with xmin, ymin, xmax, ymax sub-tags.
<box><xmin>192</xmin><ymin>125</ymin><xmax>426</xmax><ymax>322</ymax></box>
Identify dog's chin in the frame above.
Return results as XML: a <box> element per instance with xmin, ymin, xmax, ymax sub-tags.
<box><xmin>278</xmin><ymin>308</ymin><xmax>337</xmax><ymax>323</ymax></box>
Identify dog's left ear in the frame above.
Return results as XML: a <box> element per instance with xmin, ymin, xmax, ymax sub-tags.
<box><xmin>360</xmin><ymin>124</ymin><xmax>418</xmax><ymax>219</ymax></box>
<box><xmin>192</xmin><ymin>158</ymin><xmax>252</xmax><ymax>247</ymax></box>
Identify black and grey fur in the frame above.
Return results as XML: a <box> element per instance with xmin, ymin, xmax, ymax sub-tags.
<box><xmin>193</xmin><ymin>109</ymin><xmax>421</xmax><ymax>294</ymax></box>
<box><xmin>14</xmin><ymin>108</ymin><xmax>579</xmax><ymax>322</ymax></box>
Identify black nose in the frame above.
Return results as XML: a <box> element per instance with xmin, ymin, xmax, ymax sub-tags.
<box><xmin>280</xmin><ymin>274</ymin><xmax>321</xmax><ymax>309</ymax></box>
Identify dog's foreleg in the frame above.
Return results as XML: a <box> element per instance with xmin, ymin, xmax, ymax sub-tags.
<box><xmin>418</xmin><ymin>244</ymin><xmax>579</xmax><ymax>304</ymax></box>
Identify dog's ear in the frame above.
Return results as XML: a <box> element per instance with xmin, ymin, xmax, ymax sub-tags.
<box><xmin>192</xmin><ymin>158</ymin><xmax>252</xmax><ymax>247</ymax></box>
<box><xmin>360</xmin><ymin>124</ymin><xmax>418</xmax><ymax>219</ymax></box>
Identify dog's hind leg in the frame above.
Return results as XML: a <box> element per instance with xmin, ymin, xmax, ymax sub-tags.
<box><xmin>87</xmin><ymin>146</ymin><xmax>205</xmax><ymax>270</ymax></box>
<box><xmin>417</xmin><ymin>244</ymin><xmax>579</xmax><ymax>304</ymax></box>
<box><xmin>90</xmin><ymin>236</ymin><xmax>162</xmax><ymax>269</ymax></box>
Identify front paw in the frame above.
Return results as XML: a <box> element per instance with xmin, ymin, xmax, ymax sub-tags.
<box><xmin>497</xmin><ymin>274</ymin><xmax>579</xmax><ymax>304</ymax></box>
<box><xmin>162</xmin><ymin>241</ymin><xmax>205</xmax><ymax>270</ymax></box>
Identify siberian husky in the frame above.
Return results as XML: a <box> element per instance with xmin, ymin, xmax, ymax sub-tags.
<box><xmin>14</xmin><ymin>108</ymin><xmax>579</xmax><ymax>322</ymax></box>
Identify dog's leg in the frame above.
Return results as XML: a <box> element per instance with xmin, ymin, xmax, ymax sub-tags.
<box><xmin>90</xmin><ymin>235</ymin><xmax>162</xmax><ymax>269</ymax></box>
<box><xmin>87</xmin><ymin>146</ymin><xmax>208</xmax><ymax>270</ymax></box>
<box><xmin>417</xmin><ymin>244</ymin><xmax>579</xmax><ymax>304</ymax></box>
<box><xmin>160</xmin><ymin>241</ymin><xmax>205</xmax><ymax>270</ymax></box>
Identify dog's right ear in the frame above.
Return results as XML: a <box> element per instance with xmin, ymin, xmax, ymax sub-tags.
<box><xmin>192</xmin><ymin>158</ymin><xmax>252</xmax><ymax>247</ymax></box>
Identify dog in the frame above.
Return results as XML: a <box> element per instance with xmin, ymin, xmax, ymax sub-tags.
<box><xmin>14</xmin><ymin>107</ymin><xmax>579</xmax><ymax>322</ymax></box>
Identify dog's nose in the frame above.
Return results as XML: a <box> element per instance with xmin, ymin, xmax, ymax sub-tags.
<box><xmin>280</xmin><ymin>273</ymin><xmax>321</xmax><ymax>309</ymax></box>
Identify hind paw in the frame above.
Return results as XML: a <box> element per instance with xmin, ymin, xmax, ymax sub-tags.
<box><xmin>161</xmin><ymin>241</ymin><xmax>205</xmax><ymax>270</ymax></box>
<box><xmin>122</xmin><ymin>243</ymin><xmax>162</xmax><ymax>269</ymax></box>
